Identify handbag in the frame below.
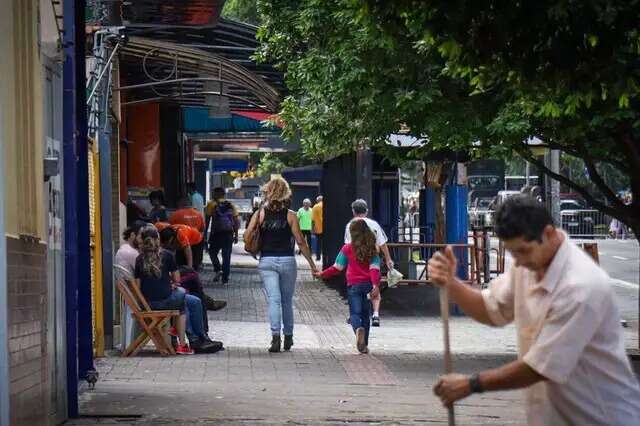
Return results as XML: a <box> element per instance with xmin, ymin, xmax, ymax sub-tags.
<box><xmin>243</xmin><ymin>209</ymin><xmax>263</xmax><ymax>256</ymax></box>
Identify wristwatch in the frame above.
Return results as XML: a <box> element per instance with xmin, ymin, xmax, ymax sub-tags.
<box><xmin>469</xmin><ymin>373</ymin><xmax>484</xmax><ymax>393</ymax></box>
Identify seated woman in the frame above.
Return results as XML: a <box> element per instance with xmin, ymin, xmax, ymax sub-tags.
<box><xmin>134</xmin><ymin>227</ymin><xmax>193</xmax><ymax>355</ymax></box>
<box><xmin>156</xmin><ymin>227</ymin><xmax>219</xmax><ymax>350</ymax></box>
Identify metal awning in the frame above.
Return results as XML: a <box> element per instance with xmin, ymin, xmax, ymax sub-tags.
<box><xmin>118</xmin><ymin>36</ymin><xmax>281</xmax><ymax>111</ymax></box>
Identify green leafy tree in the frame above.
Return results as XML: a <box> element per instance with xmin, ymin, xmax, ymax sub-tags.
<box><xmin>258</xmin><ymin>0</ymin><xmax>640</xmax><ymax>240</ymax></box>
<box><xmin>363</xmin><ymin>0</ymin><xmax>639</xmax><ymax>235</ymax></box>
<box><xmin>222</xmin><ymin>0</ymin><xmax>261</xmax><ymax>25</ymax></box>
<box><xmin>256</xmin><ymin>0</ymin><xmax>494</xmax><ymax>164</ymax></box>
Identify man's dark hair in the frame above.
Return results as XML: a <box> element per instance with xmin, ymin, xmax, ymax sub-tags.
<box><xmin>494</xmin><ymin>195</ymin><xmax>553</xmax><ymax>242</ymax></box>
<box><xmin>148</xmin><ymin>190</ymin><xmax>165</xmax><ymax>204</ymax></box>
<box><xmin>186</xmin><ymin>182</ymin><xmax>197</xmax><ymax>193</ymax></box>
<box><xmin>123</xmin><ymin>222</ymin><xmax>145</xmax><ymax>240</ymax></box>
<box><xmin>159</xmin><ymin>227</ymin><xmax>178</xmax><ymax>248</ymax></box>
<box><xmin>213</xmin><ymin>187</ymin><xmax>225</xmax><ymax>200</ymax></box>
<box><xmin>122</xmin><ymin>226</ymin><xmax>136</xmax><ymax>241</ymax></box>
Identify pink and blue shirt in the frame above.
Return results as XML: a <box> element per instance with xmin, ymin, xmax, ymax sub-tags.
<box><xmin>320</xmin><ymin>244</ymin><xmax>380</xmax><ymax>287</ymax></box>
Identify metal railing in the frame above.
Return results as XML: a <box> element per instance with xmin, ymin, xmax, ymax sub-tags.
<box><xmin>468</xmin><ymin>210</ymin><xmax>494</xmax><ymax>230</ymax></box>
<box><xmin>560</xmin><ymin>209</ymin><xmax>610</xmax><ymax>238</ymax></box>
<box><xmin>390</xmin><ymin>224</ymin><xmax>433</xmax><ymax>245</ymax></box>
<box><xmin>385</xmin><ymin>242</ymin><xmax>482</xmax><ymax>286</ymax></box>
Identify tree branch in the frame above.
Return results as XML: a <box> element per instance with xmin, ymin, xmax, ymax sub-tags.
<box><xmin>582</xmin><ymin>157</ymin><xmax>626</xmax><ymax>210</ymax></box>
<box><xmin>544</xmin><ymin>140</ymin><xmax>630</xmax><ymax>174</ymax></box>
<box><xmin>515</xmin><ymin>148</ymin><xmax>629</xmax><ymax>221</ymax></box>
<box><xmin>616</xmin><ymin>130</ymin><xmax>640</xmax><ymax>204</ymax></box>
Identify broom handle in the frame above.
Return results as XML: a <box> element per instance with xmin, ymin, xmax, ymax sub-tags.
<box><xmin>440</xmin><ymin>287</ymin><xmax>455</xmax><ymax>426</ymax></box>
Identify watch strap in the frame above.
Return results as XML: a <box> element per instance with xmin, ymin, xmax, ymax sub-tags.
<box><xmin>469</xmin><ymin>373</ymin><xmax>484</xmax><ymax>393</ymax></box>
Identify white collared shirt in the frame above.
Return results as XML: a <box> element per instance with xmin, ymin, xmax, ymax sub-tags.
<box><xmin>482</xmin><ymin>234</ymin><xmax>640</xmax><ymax>425</ymax></box>
<box><xmin>344</xmin><ymin>217</ymin><xmax>388</xmax><ymax>247</ymax></box>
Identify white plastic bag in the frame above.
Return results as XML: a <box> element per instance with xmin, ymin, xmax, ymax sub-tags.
<box><xmin>386</xmin><ymin>268</ymin><xmax>403</xmax><ymax>288</ymax></box>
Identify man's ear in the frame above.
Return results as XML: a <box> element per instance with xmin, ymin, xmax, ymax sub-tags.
<box><xmin>543</xmin><ymin>224</ymin><xmax>555</xmax><ymax>240</ymax></box>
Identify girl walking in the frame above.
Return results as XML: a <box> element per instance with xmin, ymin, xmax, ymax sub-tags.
<box><xmin>314</xmin><ymin>220</ymin><xmax>381</xmax><ymax>353</ymax></box>
<box><xmin>245</xmin><ymin>177</ymin><xmax>318</xmax><ymax>353</ymax></box>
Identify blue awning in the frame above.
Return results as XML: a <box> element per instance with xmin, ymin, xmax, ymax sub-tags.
<box><xmin>183</xmin><ymin>107</ymin><xmax>280</xmax><ymax>133</ymax></box>
<box><xmin>210</xmin><ymin>158</ymin><xmax>249</xmax><ymax>172</ymax></box>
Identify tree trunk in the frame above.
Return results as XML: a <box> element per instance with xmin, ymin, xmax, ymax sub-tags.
<box><xmin>424</xmin><ymin>161</ymin><xmax>446</xmax><ymax>244</ymax></box>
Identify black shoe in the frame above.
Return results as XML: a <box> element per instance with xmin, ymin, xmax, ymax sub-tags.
<box><xmin>269</xmin><ymin>335</ymin><xmax>281</xmax><ymax>353</ymax></box>
<box><xmin>346</xmin><ymin>316</ymin><xmax>351</xmax><ymax>325</ymax></box>
<box><xmin>221</xmin><ymin>280</ymin><xmax>229</xmax><ymax>286</ymax></box>
<box><xmin>372</xmin><ymin>316</ymin><xmax>380</xmax><ymax>327</ymax></box>
<box><xmin>206</xmin><ymin>298</ymin><xmax>227</xmax><ymax>311</ymax></box>
<box><xmin>195</xmin><ymin>338</ymin><xmax>224</xmax><ymax>354</ymax></box>
<box><xmin>283</xmin><ymin>335</ymin><xmax>293</xmax><ymax>351</ymax></box>
<box><xmin>212</xmin><ymin>272</ymin><xmax>221</xmax><ymax>282</ymax></box>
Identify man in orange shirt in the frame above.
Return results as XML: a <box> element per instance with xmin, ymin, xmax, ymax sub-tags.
<box><xmin>170</xmin><ymin>196</ymin><xmax>206</xmax><ymax>270</ymax></box>
<box><xmin>155</xmin><ymin>222</ymin><xmax>203</xmax><ymax>270</ymax></box>
<box><xmin>311</xmin><ymin>195</ymin><xmax>323</xmax><ymax>261</ymax></box>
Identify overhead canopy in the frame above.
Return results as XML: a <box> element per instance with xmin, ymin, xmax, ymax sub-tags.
<box><xmin>118</xmin><ymin>36</ymin><xmax>281</xmax><ymax>112</ymax></box>
<box><xmin>116</xmin><ymin>11</ymin><xmax>285</xmax><ymax>113</ymax></box>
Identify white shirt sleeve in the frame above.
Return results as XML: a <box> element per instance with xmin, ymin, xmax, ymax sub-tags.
<box><xmin>344</xmin><ymin>220</ymin><xmax>352</xmax><ymax>243</ymax></box>
<box><xmin>481</xmin><ymin>268</ymin><xmax>516</xmax><ymax>326</ymax></box>
<box><xmin>371</xmin><ymin>221</ymin><xmax>388</xmax><ymax>246</ymax></box>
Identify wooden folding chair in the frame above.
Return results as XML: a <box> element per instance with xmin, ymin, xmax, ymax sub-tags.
<box><xmin>116</xmin><ymin>278</ymin><xmax>179</xmax><ymax>356</ymax></box>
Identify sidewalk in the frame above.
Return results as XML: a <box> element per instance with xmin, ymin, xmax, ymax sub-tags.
<box><xmin>72</xmin><ymin>247</ymin><xmax>527</xmax><ymax>425</ymax></box>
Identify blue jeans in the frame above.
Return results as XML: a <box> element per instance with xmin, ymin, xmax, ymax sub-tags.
<box><xmin>209</xmin><ymin>232</ymin><xmax>234</xmax><ymax>282</ymax></box>
<box><xmin>347</xmin><ymin>283</ymin><xmax>373</xmax><ymax>345</ymax></box>
<box><xmin>184</xmin><ymin>293</ymin><xmax>206</xmax><ymax>340</ymax></box>
<box><xmin>149</xmin><ymin>289</ymin><xmax>186</xmax><ymax>312</ymax></box>
<box><xmin>258</xmin><ymin>256</ymin><xmax>297</xmax><ymax>336</ymax></box>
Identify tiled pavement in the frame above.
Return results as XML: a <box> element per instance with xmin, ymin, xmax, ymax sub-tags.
<box><xmin>71</xmin><ymin>247</ymin><xmax>528</xmax><ymax>425</ymax></box>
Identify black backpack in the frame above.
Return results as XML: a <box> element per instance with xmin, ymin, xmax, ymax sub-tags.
<box><xmin>212</xmin><ymin>201</ymin><xmax>235</xmax><ymax>233</ymax></box>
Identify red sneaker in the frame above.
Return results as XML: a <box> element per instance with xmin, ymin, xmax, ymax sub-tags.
<box><xmin>176</xmin><ymin>344</ymin><xmax>194</xmax><ymax>355</ymax></box>
<box><xmin>167</xmin><ymin>326</ymin><xmax>177</xmax><ymax>337</ymax></box>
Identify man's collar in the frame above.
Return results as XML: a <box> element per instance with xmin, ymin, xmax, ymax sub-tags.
<box><xmin>536</xmin><ymin>231</ymin><xmax>570</xmax><ymax>293</ymax></box>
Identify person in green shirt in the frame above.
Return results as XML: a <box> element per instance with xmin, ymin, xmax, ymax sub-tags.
<box><xmin>297</xmin><ymin>199</ymin><xmax>313</xmax><ymax>255</ymax></box>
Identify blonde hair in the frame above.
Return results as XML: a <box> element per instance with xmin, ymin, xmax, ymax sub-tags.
<box><xmin>140</xmin><ymin>227</ymin><xmax>162</xmax><ymax>278</ymax></box>
<box><xmin>262</xmin><ymin>177</ymin><xmax>292</xmax><ymax>211</ymax></box>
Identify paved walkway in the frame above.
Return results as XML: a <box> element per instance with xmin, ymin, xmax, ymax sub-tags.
<box><xmin>71</xmin><ymin>247</ymin><xmax>528</xmax><ymax>425</ymax></box>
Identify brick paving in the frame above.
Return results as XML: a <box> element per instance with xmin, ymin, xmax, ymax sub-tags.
<box><xmin>71</xmin><ymin>247</ymin><xmax>530</xmax><ymax>425</ymax></box>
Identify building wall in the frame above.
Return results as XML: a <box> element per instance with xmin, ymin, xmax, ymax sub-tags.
<box><xmin>1</xmin><ymin>1</ymin><xmax>50</xmax><ymax>424</ymax></box>
<box><xmin>6</xmin><ymin>237</ymin><xmax>47</xmax><ymax>425</ymax></box>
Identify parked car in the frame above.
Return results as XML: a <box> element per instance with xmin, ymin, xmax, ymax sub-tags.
<box><xmin>560</xmin><ymin>199</ymin><xmax>596</xmax><ymax>237</ymax></box>
<box><xmin>468</xmin><ymin>197</ymin><xmax>494</xmax><ymax>228</ymax></box>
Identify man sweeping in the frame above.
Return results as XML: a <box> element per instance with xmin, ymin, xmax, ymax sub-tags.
<box><xmin>428</xmin><ymin>195</ymin><xmax>640</xmax><ymax>425</ymax></box>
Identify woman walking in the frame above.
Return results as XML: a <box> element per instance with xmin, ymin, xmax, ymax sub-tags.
<box><xmin>314</xmin><ymin>220</ymin><xmax>381</xmax><ymax>353</ymax></box>
<box><xmin>134</xmin><ymin>227</ymin><xmax>194</xmax><ymax>355</ymax></box>
<box><xmin>246</xmin><ymin>177</ymin><xmax>318</xmax><ymax>352</ymax></box>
